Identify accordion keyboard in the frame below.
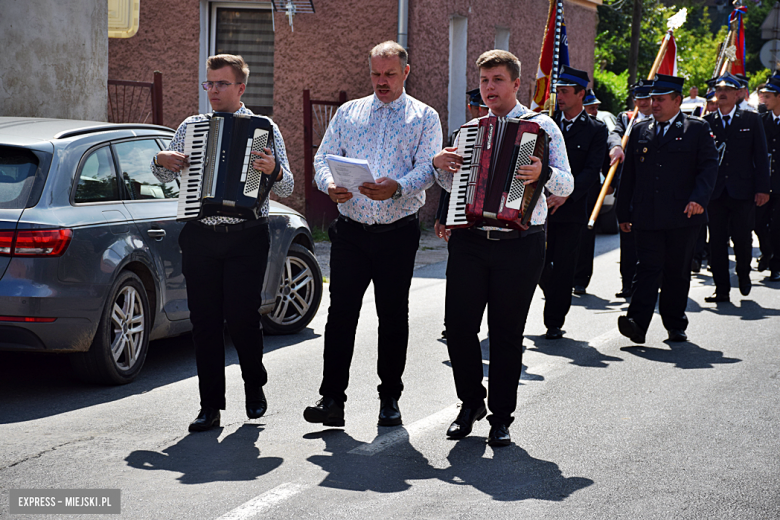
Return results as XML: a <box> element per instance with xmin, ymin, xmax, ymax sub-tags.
<box><xmin>242</xmin><ymin>128</ymin><xmax>270</xmax><ymax>198</ymax></box>
<box><xmin>177</xmin><ymin>120</ymin><xmax>211</xmax><ymax>221</ymax></box>
<box><xmin>505</xmin><ymin>132</ymin><xmax>538</xmax><ymax>210</ymax></box>
<box><xmin>445</xmin><ymin>125</ymin><xmax>480</xmax><ymax>227</ymax></box>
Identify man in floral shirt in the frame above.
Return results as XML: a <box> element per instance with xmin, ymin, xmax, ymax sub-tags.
<box><xmin>433</xmin><ymin>50</ymin><xmax>573</xmax><ymax>447</ymax></box>
<box><xmin>304</xmin><ymin>41</ymin><xmax>442</xmax><ymax>429</ymax></box>
<box><xmin>152</xmin><ymin>54</ymin><xmax>294</xmax><ymax>432</ymax></box>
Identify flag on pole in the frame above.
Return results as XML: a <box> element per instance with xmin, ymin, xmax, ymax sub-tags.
<box><xmin>657</xmin><ymin>33</ymin><xmax>677</xmax><ymax>76</ymax></box>
<box><xmin>531</xmin><ymin>1</ymin><xmax>570</xmax><ymax>112</ymax></box>
<box><xmin>729</xmin><ymin>6</ymin><xmax>747</xmax><ymax>75</ymax></box>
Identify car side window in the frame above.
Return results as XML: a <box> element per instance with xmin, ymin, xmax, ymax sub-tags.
<box><xmin>74</xmin><ymin>146</ymin><xmax>120</xmax><ymax>203</ymax></box>
<box><xmin>114</xmin><ymin>139</ymin><xmax>179</xmax><ymax>200</ymax></box>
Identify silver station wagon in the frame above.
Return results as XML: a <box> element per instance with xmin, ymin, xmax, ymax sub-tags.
<box><xmin>0</xmin><ymin>117</ymin><xmax>322</xmax><ymax>385</ymax></box>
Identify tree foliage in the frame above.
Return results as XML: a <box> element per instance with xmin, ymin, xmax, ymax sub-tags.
<box><xmin>595</xmin><ymin>0</ymin><xmax>773</xmax><ymax>113</ymax></box>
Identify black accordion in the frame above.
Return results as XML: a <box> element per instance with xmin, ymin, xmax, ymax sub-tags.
<box><xmin>176</xmin><ymin>112</ymin><xmax>278</xmax><ymax>221</ymax></box>
<box><xmin>445</xmin><ymin>114</ymin><xmax>550</xmax><ymax>230</ymax></box>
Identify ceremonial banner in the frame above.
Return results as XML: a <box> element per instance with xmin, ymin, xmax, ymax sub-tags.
<box><xmin>730</xmin><ymin>6</ymin><xmax>747</xmax><ymax>75</ymax></box>
<box><xmin>531</xmin><ymin>1</ymin><xmax>570</xmax><ymax>112</ymax></box>
<box><xmin>657</xmin><ymin>33</ymin><xmax>677</xmax><ymax>76</ymax></box>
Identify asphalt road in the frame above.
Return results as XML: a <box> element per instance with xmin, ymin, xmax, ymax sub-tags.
<box><xmin>1</xmin><ymin>233</ymin><xmax>779</xmax><ymax>519</ymax></box>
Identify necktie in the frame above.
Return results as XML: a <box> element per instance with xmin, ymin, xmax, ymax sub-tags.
<box><xmin>776</xmin><ymin>118</ymin><xmax>779</xmax><ymax>126</ymax></box>
<box><xmin>656</xmin><ymin>121</ymin><xmax>668</xmax><ymax>137</ymax></box>
<box><xmin>723</xmin><ymin>115</ymin><xmax>730</xmax><ymax>128</ymax></box>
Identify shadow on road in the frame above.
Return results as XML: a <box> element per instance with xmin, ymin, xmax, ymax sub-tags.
<box><xmin>125</xmin><ymin>424</ymin><xmax>282</xmax><ymax>484</ymax></box>
<box><xmin>304</xmin><ymin>429</ymin><xmax>592</xmax><ymax>501</ymax></box>
<box><xmin>527</xmin><ymin>336</ymin><xmax>623</xmax><ymax>369</ymax></box>
<box><xmin>0</xmin><ymin>327</ymin><xmax>318</xmax><ymax>424</ymax></box>
<box><xmin>620</xmin><ymin>341</ymin><xmax>741</xmax><ymax>369</ymax></box>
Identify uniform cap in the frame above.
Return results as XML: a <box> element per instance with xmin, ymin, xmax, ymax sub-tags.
<box><xmin>555</xmin><ymin>65</ymin><xmax>590</xmax><ymax>89</ymax></box>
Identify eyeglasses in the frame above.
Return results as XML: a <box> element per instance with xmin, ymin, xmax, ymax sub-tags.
<box><xmin>201</xmin><ymin>81</ymin><xmax>241</xmax><ymax>92</ymax></box>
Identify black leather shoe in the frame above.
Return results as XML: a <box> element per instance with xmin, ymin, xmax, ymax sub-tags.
<box><xmin>303</xmin><ymin>397</ymin><xmax>345</xmax><ymax>427</ymax></box>
<box><xmin>691</xmin><ymin>259</ymin><xmax>701</xmax><ymax>273</ymax></box>
<box><xmin>704</xmin><ymin>292</ymin><xmax>730</xmax><ymax>303</ymax></box>
<box><xmin>572</xmin><ymin>285</ymin><xmax>586</xmax><ymax>295</ymax></box>
<box><xmin>667</xmin><ymin>329</ymin><xmax>688</xmax><ymax>342</ymax></box>
<box><xmin>545</xmin><ymin>327</ymin><xmax>564</xmax><ymax>340</ymax></box>
<box><xmin>769</xmin><ymin>271</ymin><xmax>780</xmax><ymax>282</ymax></box>
<box><xmin>757</xmin><ymin>255</ymin><xmax>770</xmax><ymax>272</ymax></box>
<box><xmin>487</xmin><ymin>423</ymin><xmax>511</xmax><ymax>447</ymax></box>
<box><xmin>246</xmin><ymin>386</ymin><xmax>267</xmax><ymax>419</ymax></box>
<box><xmin>739</xmin><ymin>276</ymin><xmax>752</xmax><ymax>296</ymax></box>
<box><xmin>188</xmin><ymin>408</ymin><xmax>220</xmax><ymax>432</ymax></box>
<box><xmin>618</xmin><ymin>316</ymin><xmax>645</xmax><ymax>344</ymax></box>
<box><xmin>378</xmin><ymin>397</ymin><xmax>402</xmax><ymax>426</ymax></box>
<box><xmin>446</xmin><ymin>404</ymin><xmax>487</xmax><ymax>439</ymax></box>
<box><xmin>615</xmin><ymin>289</ymin><xmax>632</xmax><ymax>299</ymax></box>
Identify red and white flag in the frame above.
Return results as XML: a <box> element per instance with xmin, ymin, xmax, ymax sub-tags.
<box><xmin>657</xmin><ymin>33</ymin><xmax>677</xmax><ymax>76</ymax></box>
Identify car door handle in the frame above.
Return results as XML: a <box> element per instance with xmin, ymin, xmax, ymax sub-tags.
<box><xmin>147</xmin><ymin>228</ymin><xmax>166</xmax><ymax>240</ymax></box>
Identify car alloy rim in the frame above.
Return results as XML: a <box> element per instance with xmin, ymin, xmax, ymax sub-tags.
<box><xmin>271</xmin><ymin>255</ymin><xmax>315</xmax><ymax>325</ymax></box>
<box><xmin>110</xmin><ymin>285</ymin><xmax>145</xmax><ymax>370</ymax></box>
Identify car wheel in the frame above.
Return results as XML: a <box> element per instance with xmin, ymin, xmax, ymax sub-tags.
<box><xmin>262</xmin><ymin>243</ymin><xmax>323</xmax><ymax>335</ymax></box>
<box><xmin>596</xmin><ymin>203</ymin><xmax>619</xmax><ymax>235</ymax></box>
<box><xmin>70</xmin><ymin>271</ymin><xmax>150</xmax><ymax>385</ymax></box>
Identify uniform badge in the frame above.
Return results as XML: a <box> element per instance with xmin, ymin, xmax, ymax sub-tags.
<box><xmin>643</xmin><ymin>147</ymin><xmax>648</xmax><ymax>153</ymax></box>
<box><xmin>675</xmin><ymin>121</ymin><xmax>683</xmax><ymax>128</ymax></box>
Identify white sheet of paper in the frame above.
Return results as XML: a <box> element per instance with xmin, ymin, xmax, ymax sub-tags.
<box><xmin>325</xmin><ymin>154</ymin><xmax>375</xmax><ymax>196</ymax></box>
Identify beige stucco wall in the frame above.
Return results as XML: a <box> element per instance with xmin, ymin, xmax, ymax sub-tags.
<box><xmin>0</xmin><ymin>0</ymin><xmax>108</xmax><ymax>121</ymax></box>
<box><xmin>108</xmin><ymin>0</ymin><xmax>597</xmax><ymax>222</ymax></box>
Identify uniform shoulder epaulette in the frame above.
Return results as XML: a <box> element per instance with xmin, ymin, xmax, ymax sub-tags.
<box><xmin>687</xmin><ymin>115</ymin><xmax>704</xmax><ymax>121</ymax></box>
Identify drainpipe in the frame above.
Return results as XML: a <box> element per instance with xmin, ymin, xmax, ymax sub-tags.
<box><xmin>397</xmin><ymin>0</ymin><xmax>408</xmax><ymax>49</ymax></box>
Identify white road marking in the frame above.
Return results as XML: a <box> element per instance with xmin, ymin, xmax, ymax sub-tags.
<box><xmin>348</xmin><ymin>404</ymin><xmax>460</xmax><ymax>456</ymax></box>
<box><xmin>589</xmin><ymin>328</ymin><xmax>623</xmax><ymax>348</ymax></box>
<box><xmin>216</xmin><ymin>482</ymin><xmax>307</xmax><ymax>520</ymax></box>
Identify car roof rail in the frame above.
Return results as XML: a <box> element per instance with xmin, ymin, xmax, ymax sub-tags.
<box><xmin>54</xmin><ymin>123</ymin><xmax>174</xmax><ymax>140</ymax></box>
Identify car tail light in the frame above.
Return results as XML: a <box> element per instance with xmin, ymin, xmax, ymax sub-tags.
<box><xmin>0</xmin><ymin>231</ymin><xmax>13</xmax><ymax>255</ymax></box>
<box><xmin>0</xmin><ymin>229</ymin><xmax>72</xmax><ymax>257</ymax></box>
<box><xmin>0</xmin><ymin>316</ymin><xmax>57</xmax><ymax>322</ymax></box>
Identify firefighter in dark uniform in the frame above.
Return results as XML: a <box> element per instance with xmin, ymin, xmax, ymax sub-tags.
<box><xmin>757</xmin><ymin>73</ymin><xmax>780</xmax><ymax>282</ymax></box>
<box><xmin>608</xmin><ymin>81</ymin><xmax>655</xmax><ymax>298</ymax></box>
<box><xmin>617</xmin><ymin>74</ymin><xmax>718</xmax><ymax>344</ymax></box>
<box><xmin>703</xmin><ymin>73</ymin><xmax>770</xmax><ymax>302</ymax></box>
<box><xmin>540</xmin><ymin>66</ymin><xmax>608</xmax><ymax>339</ymax></box>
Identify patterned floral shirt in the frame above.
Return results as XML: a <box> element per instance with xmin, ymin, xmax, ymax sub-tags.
<box><xmin>151</xmin><ymin>103</ymin><xmax>294</xmax><ymax>225</ymax></box>
<box><xmin>314</xmin><ymin>91</ymin><xmax>442</xmax><ymax>225</ymax></box>
<box><xmin>436</xmin><ymin>101</ymin><xmax>574</xmax><ymax>226</ymax></box>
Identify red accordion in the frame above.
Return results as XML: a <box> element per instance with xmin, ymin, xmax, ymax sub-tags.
<box><xmin>445</xmin><ymin>115</ymin><xmax>550</xmax><ymax>230</ymax></box>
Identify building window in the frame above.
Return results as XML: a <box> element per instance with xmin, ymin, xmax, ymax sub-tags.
<box><xmin>495</xmin><ymin>27</ymin><xmax>510</xmax><ymax>51</ymax></box>
<box><xmin>448</xmin><ymin>16</ymin><xmax>468</xmax><ymax>137</ymax></box>
<box><xmin>210</xmin><ymin>5</ymin><xmax>275</xmax><ymax>116</ymax></box>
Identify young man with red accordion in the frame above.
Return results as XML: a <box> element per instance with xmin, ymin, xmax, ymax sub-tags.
<box><xmin>433</xmin><ymin>50</ymin><xmax>573</xmax><ymax>447</ymax></box>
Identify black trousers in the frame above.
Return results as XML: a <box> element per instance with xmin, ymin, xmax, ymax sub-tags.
<box><xmin>540</xmin><ymin>221</ymin><xmax>584</xmax><ymax>329</ymax></box>
<box><xmin>179</xmin><ymin>221</ymin><xmax>270</xmax><ymax>410</ymax></box>
<box><xmin>319</xmin><ymin>216</ymin><xmax>420</xmax><ymax>403</ymax></box>
<box><xmin>755</xmin><ymin>194</ymin><xmax>780</xmax><ymax>272</ymax></box>
<box><xmin>574</xmin><ymin>224</ymin><xmax>596</xmax><ymax>289</ymax></box>
<box><xmin>627</xmin><ymin>225</ymin><xmax>699</xmax><ymax>333</ymax></box>
<box><xmin>445</xmin><ymin>228</ymin><xmax>545</xmax><ymax>426</ymax></box>
<box><xmin>619</xmin><ymin>227</ymin><xmax>638</xmax><ymax>293</ymax></box>
<box><xmin>708</xmin><ymin>194</ymin><xmax>756</xmax><ymax>295</ymax></box>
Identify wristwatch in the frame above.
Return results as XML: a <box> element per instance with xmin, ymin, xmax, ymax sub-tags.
<box><xmin>391</xmin><ymin>182</ymin><xmax>403</xmax><ymax>200</ymax></box>
<box><xmin>153</xmin><ymin>154</ymin><xmax>161</xmax><ymax>167</ymax></box>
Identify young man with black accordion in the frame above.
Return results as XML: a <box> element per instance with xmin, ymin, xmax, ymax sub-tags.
<box><xmin>433</xmin><ymin>50</ymin><xmax>573</xmax><ymax>447</ymax></box>
<box><xmin>151</xmin><ymin>54</ymin><xmax>294</xmax><ymax>432</ymax></box>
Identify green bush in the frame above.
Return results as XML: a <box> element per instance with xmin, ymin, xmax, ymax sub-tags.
<box><xmin>593</xmin><ymin>68</ymin><xmax>629</xmax><ymax>115</ymax></box>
